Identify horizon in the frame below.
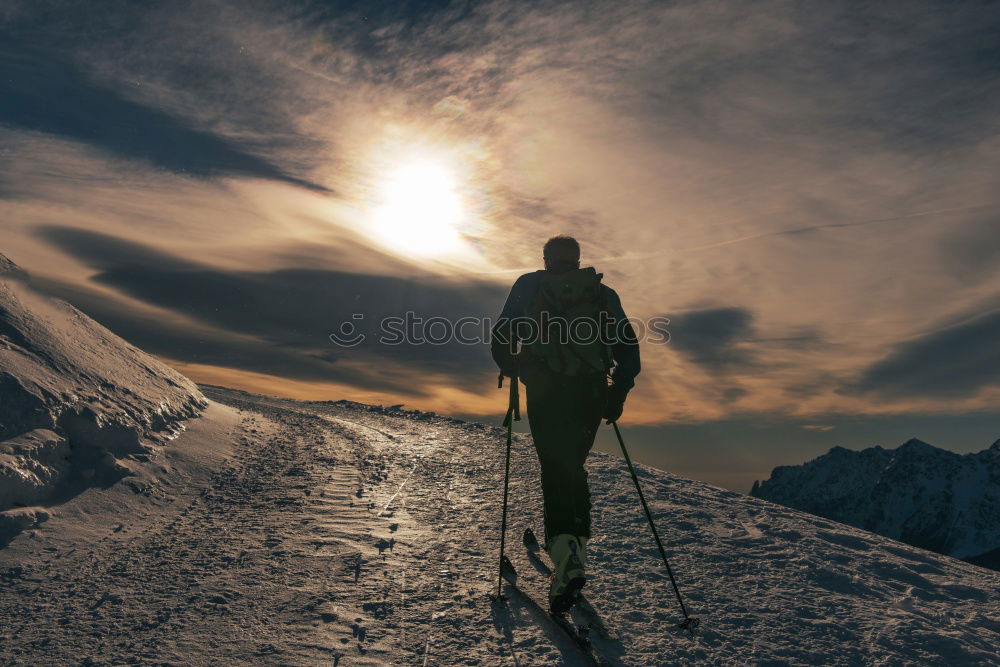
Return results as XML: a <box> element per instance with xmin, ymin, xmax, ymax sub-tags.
<box><xmin>2</xmin><ymin>0</ymin><xmax>999</xmax><ymax>491</ymax></box>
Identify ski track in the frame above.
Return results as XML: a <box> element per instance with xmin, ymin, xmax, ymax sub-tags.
<box><xmin>1</xmin><ymin>388</ymin><xmax>998</xmax><ymax>665</ymax></box>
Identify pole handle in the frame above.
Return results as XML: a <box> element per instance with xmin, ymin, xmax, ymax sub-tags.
<box><xmin>502</xmin><ymin>374</ymin><xmax>520</xmax><ymax>427</ymax></box>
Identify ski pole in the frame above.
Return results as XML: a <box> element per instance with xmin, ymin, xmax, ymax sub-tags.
<box><xmin>491</xmin><ymin>372</ymin><xmax>520</xmax><ymax>601</ymax></box>
<box><xmin>611</xmin><ymin>421</ymin><xmax>700</xmax><ymax>633</ymax></box>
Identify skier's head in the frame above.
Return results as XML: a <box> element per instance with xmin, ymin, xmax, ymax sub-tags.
<box><xmin>543</xmin><ymin>235</ymin><xmax>580</xmax><ymax>273</ymax></box>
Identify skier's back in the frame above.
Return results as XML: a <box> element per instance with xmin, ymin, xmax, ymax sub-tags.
<box><xmin>491</xmin><ymin>235</ymin><xmax>640</xmax><ymax>614</ymax></box>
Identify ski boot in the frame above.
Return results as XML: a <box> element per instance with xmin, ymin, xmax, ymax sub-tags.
<box><xmin>548</xmin><ymin>534</ymin><xmax>587</xmax><ymax>615</ymax></box>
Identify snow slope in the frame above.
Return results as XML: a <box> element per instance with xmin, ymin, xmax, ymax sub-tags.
<box><xmin>751</xmin><ymin>438</ymin><xmax>1000</xmax><ymax>569</ymax></box>
<box><xmin>2</xmin><ymin>387</ymin><xmax>997</xmax><ymax>665</ymax></box>
<box><xmin>0</xmin><ymin>253</ymin><xmax>206</xmax><ymax>542</ymax></box>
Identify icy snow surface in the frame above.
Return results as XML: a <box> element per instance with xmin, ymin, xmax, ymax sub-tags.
<box><xmin>2</xmin><ymin>387</ymin><xmax>997</xmax><ymax>665</ymax></box>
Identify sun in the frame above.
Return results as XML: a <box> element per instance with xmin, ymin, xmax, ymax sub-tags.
<box><xmin>372</xmin><ymin>159</ymin><xmax>465</xmax><ymax>256</ymax></box>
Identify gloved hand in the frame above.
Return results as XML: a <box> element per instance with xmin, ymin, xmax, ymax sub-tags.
<box><xmin>497</xmin><ymin>366</ymin><xmax>518</xmax><ymax>389</ymax></box>
<box><xmin>500</xmin><ymin>365</ymin><xmax>518</xmax><ymax>378</ymax></box>
<box><xmin>604</xmin><ymin>385</ymin><xmax>628</xmax><ymax>424</ymax></box>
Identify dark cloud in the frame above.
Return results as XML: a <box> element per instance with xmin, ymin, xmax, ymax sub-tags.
<box><xmin>0</xmin><ymin>37</ymin><xmax>328</xmax><ymax>192</ymax></box>
<box><xmin>783</xmin><ymin>371</ymin><xmax>840</xmax><ymax>399</ymax></box>
<box><xmin>668</xmin><ymin>309</ymin><xmax>824</xmax><ymax>385</ymax></box>
<box><xmin>720</xmin><ymin>386</ymin><xmax>749</xmax><ymax>404</ymax></box>
<box><xmin>668</xmin><ymin>307</ymin><xmax>757</xmax><ymax>373</ymax></box>
<box><xmin>849</xmin><ymin>306</ymin><xmax>1000</xmax><ymax>399</ymax></box>
<box><xmin>28</xmin><ymin>275</ymin><xmax>415</xmax><ymax>395</ymax></box>
<box><xmin>36</xmin><ymin>227</ymin><xmax>508</xmax><ymax>392</ymax></box>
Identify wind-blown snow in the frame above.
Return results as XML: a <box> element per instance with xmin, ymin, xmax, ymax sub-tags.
<box><xmin>2</xmin><ymin>387</ymin><xmax>996</xmax><ymax>665</ymax></box>
<box><xmin>751</xmin><ymin>438</ymin><xmax>1000</xmax><ymax>569</ymax></box>
<box><xmin>0</xmin><ymin>253</ymin><xmax>206</xmax><ymax>541</ymax></box>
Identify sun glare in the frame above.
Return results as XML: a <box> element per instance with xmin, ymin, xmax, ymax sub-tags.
<box><xmin>372</xmin><ymin>160</ymin><xmax>465</xmax><ymax>256</ymax></box>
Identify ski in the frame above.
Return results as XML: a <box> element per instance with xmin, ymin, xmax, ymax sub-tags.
<box><xmin>522</xmin><ymin>528</ymin><xmax>615</xmax><ymax>640</ymax></box>
<box><xmin>500</xmin><ymin>581</ymin><xmax>610</xmax><ymax>665</ymax></box>
<box><xmin>496</xmin><ymin>554</ymin><xmax>613</xmax><ymax>665</ymax></box>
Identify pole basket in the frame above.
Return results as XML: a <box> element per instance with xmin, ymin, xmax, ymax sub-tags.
<box><xmin>678</xmin><ymin>617</ymin><xmax>700</xmax><ymax>633</ymax></box>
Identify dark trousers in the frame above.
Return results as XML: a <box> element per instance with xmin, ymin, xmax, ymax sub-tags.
<box><xmin>525</xmin><ymin>371</ymin><xmax>608</xmax><ymax>542</ymax></box>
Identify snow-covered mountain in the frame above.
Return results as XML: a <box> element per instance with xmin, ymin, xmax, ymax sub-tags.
<box><xmin>0</xmin><ymin>253</ymin><xmax>206</xmax><ymax>542</ymax></box>
<box><xmin>751</xmin><ymin>438</ymin><xmax>1000</xmax><ymax>569</ymax></box>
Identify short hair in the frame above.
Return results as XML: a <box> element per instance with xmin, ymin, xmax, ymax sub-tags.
<box><xmin>543</xmin><ymin>235</ymin><xmax>580</xmax><ymax>262</ymax></box>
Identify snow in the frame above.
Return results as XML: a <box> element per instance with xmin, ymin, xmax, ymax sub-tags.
<box><xmin>0</xmin><ymin>253</ymin><xmax>206</xmax><ymax>542</ymax></box>
<box><xmin>2</xmin><ymin>387</ymin><xmax>997</xmax><ymax>665</ymax></box>
<box><xmin>752</xmin><ymin>438</ymin><xmax>1000</xmax><ymax>566</ymax></box>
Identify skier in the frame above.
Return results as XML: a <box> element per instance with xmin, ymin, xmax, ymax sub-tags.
<box><xmin>491</xmin><ymin>235</ymin><xmax>640</xmax><ymax>614</ymax></box>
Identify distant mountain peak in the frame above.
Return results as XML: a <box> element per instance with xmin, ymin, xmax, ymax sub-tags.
<box><xmin>897</xmin><ymin>437</ymin><xmax>937</xmax><ymax>451</ymax></box>
<box><xmin>752</xmin><ymin>436</ymin><xmax>1000</xmax><ymax>568</ymax></box>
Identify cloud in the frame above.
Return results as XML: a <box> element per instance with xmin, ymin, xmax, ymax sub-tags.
<box><xmin>849</xmin><ymin>304</ymin><xmax>1000</xmax><ymax>399</ymax></box>
<box><xmin>0</xmin><ymin>37</ymin><xmax>326</xmax><ymax>192</ymax></box>
<box><xmin>35</xmin><ymin>226</ymin><xmax>508</xmax><ymax>393</ymax></box>
<box><xmin>667</xmin><ymin>307</ymin><xmax>757</xmax><ymax>374</ymax></box>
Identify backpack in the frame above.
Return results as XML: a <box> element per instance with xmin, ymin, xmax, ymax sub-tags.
<box><xmin>520</xmin><ymin>267</ymin><xmax>612</xmax><ymax>378</ymax></box>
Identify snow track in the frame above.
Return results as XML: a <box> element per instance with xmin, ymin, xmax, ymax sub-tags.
<box><xmin>2</xmin><ymin>387</ymin><xmax>998</xmax><ymax>665</ymax></box>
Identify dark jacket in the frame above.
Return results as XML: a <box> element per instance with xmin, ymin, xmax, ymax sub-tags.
<box><xmin>490</xmin><ymin>269</ymin><xmax>641</xmax><ymax>393</ymax></box>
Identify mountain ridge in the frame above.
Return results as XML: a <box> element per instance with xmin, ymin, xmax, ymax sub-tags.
<box><xmin>751</xmin><ymin>437</ymin><xmax>1000</xmax><ymax>568</ymax></box>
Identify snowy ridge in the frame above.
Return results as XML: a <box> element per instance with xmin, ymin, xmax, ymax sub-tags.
<box><xmin>0</xmin><ymin>253</ymin><xmax>206</xmax><ymax>541</ymax></box>
<box><xmin>751</xmin><ymin>438</ymin><xmax>1000</xmax><ymax>568</ymax></box>
<box><xmin>3</xmin><ymin>387</ymin><xmax>997</xmax><ymax>665</ymax></box>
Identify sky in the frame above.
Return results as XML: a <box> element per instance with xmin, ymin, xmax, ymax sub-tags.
<box><xmin>2</xmin><ymin>0</ymin><xmax>999</xmax><ymax>491</ymax></box>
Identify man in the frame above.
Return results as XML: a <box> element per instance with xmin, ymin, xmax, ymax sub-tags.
<box><xmin>491</xmin><ymin>235</ymin><xmax>640</xmax><ymax>614</ymax></box>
